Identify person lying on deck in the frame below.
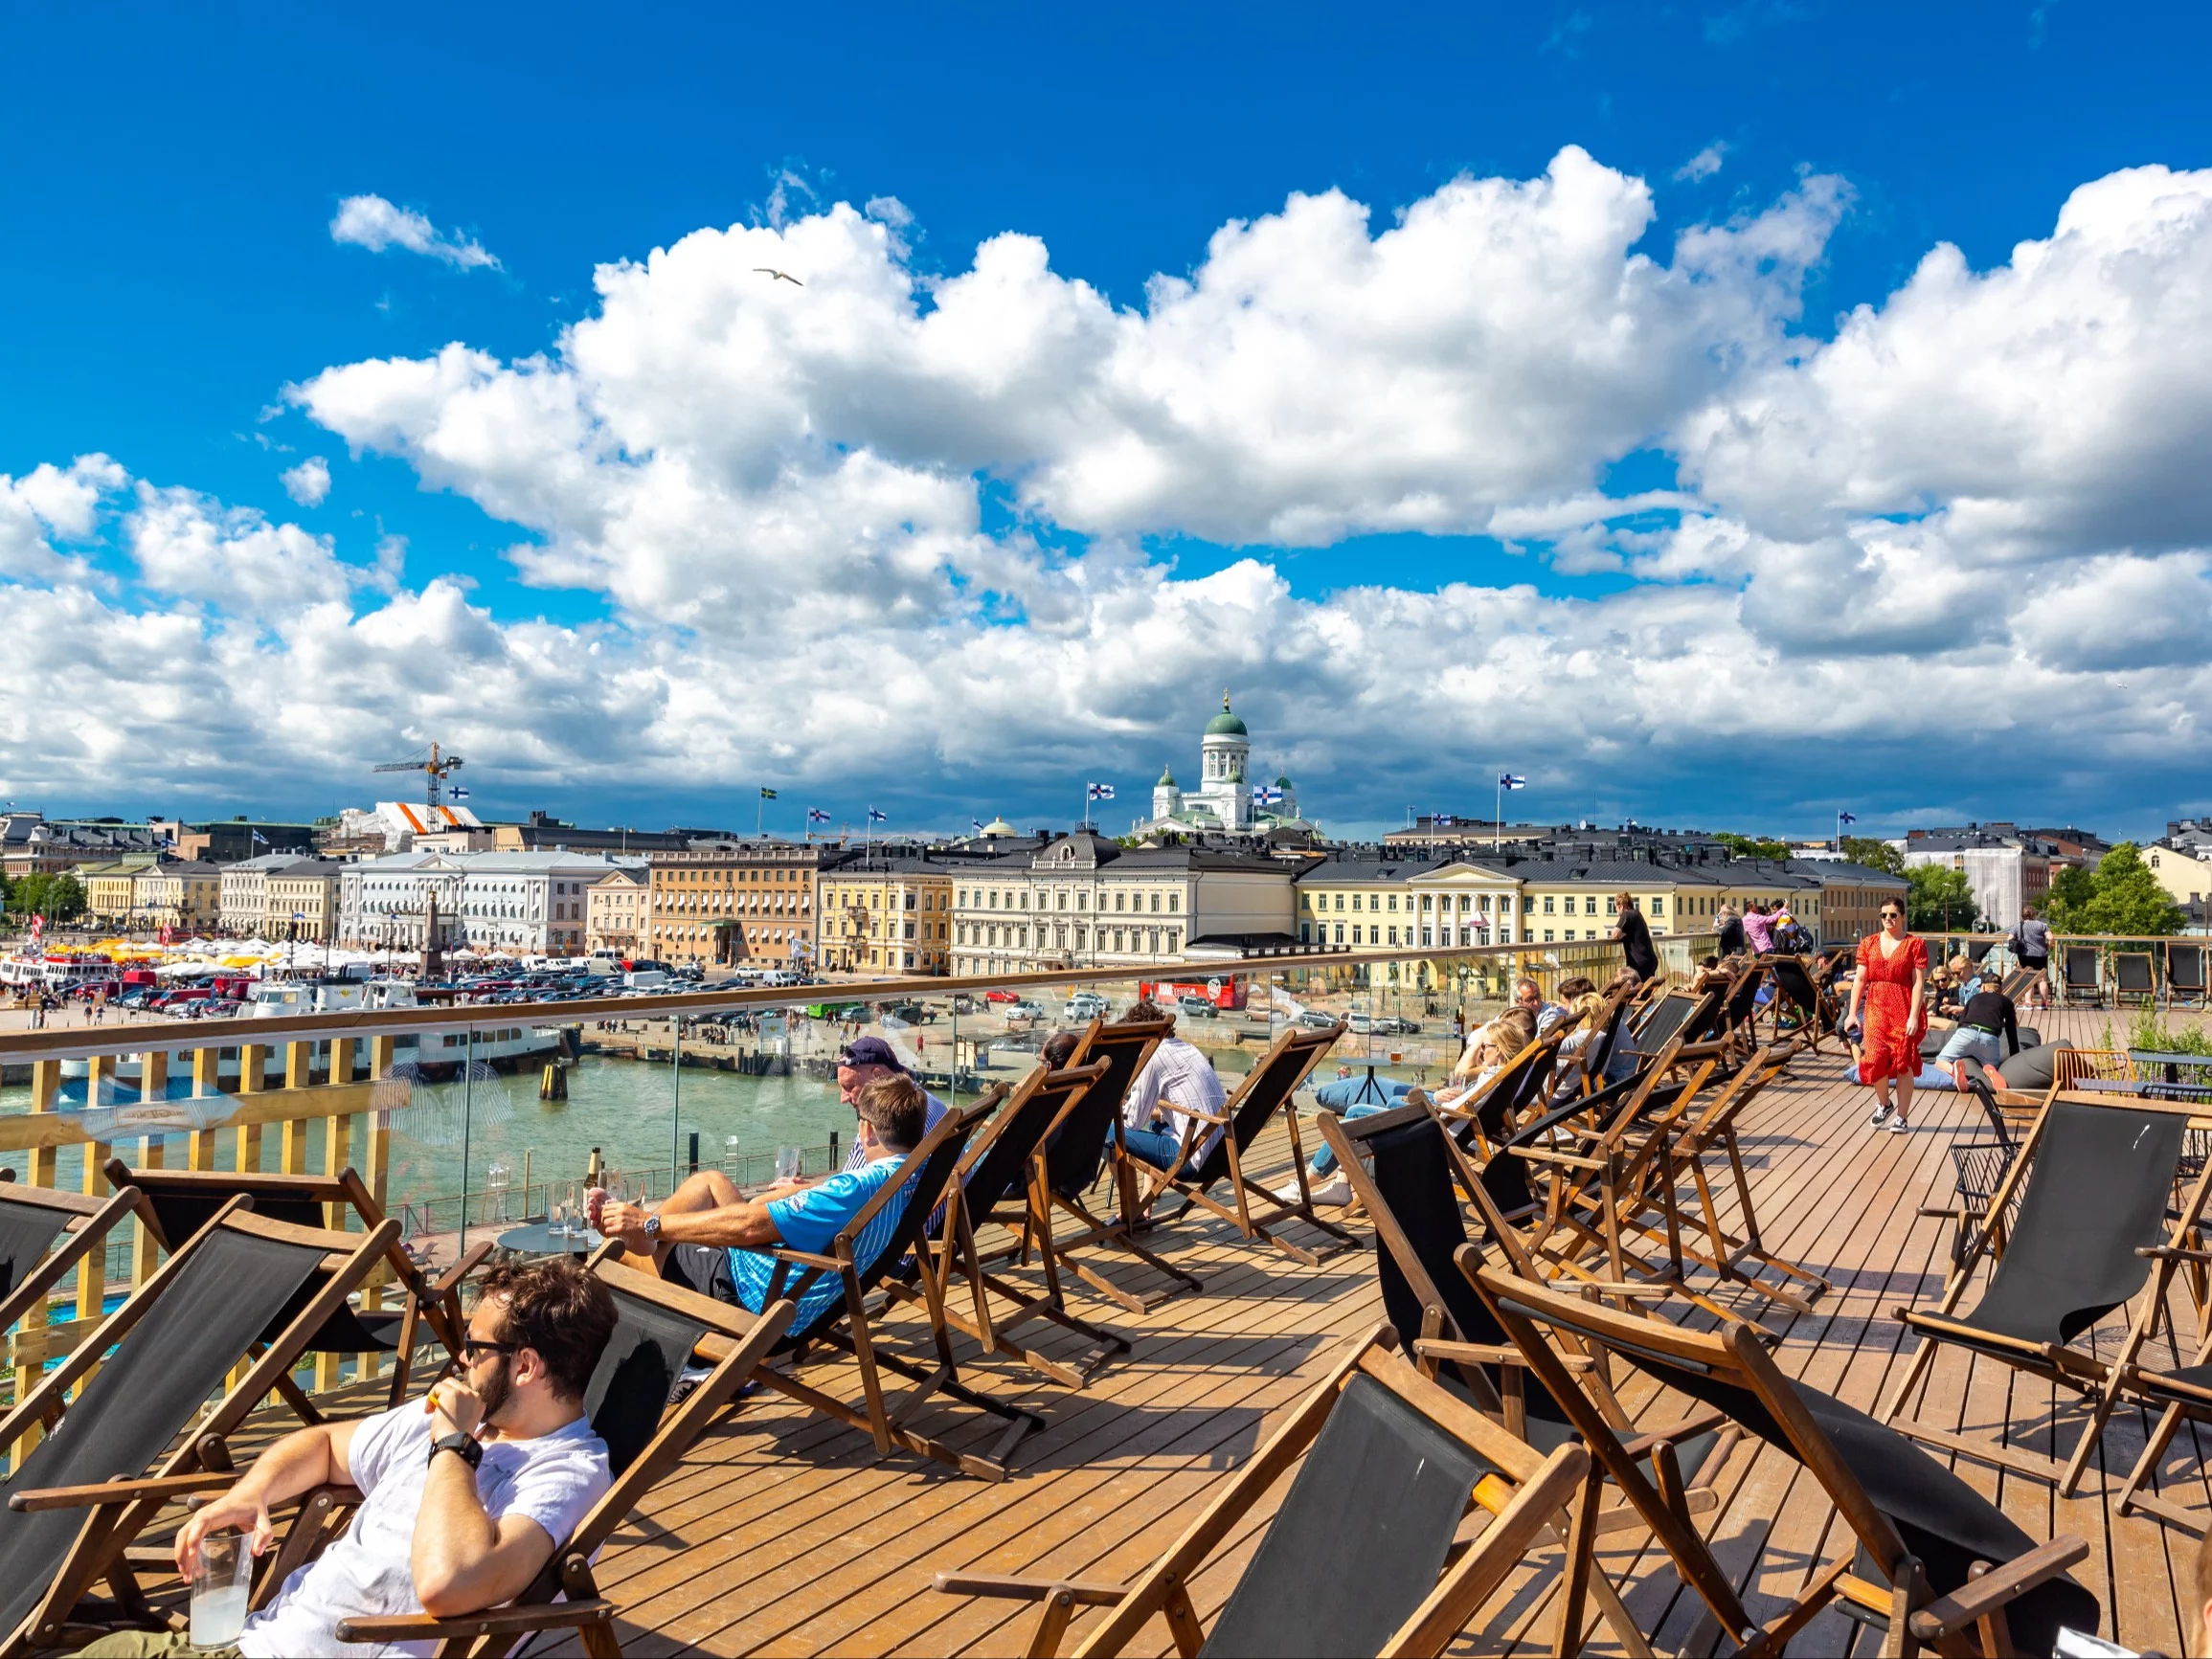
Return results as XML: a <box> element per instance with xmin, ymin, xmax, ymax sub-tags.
<box><xmin>591</xmin><ymin>1075</ymin><xmax>928</xmax><ymax>1334</ymax></box>
<box><xmin>71</xmin><ymin>1260</ymin><xmax>618</xmax><ymax>1659</ymax></box>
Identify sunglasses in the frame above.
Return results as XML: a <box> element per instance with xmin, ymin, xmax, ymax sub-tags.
<box><xmin>457</xmin><ymin>1337</ymin><xmax>521</xmax><ymax>1363</ymax></box>
<box><xmin>1881</xmin><ymin>910</ymin><xmax>1903</xmax><ymax>920</ymax></box>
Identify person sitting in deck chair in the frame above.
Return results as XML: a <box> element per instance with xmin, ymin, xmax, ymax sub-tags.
<box><xmin>834</xmin><ymin>1036</ymin><xmax>946</xmax><ymax>1172</ymax></box>
<box><xmin>591</xmin><ymin>1076</ymin><xmax>928</xmax><ymax>1334</ymax></box>
<box><xmin>1116</xmin><ymin>1002</ymin><xmax>1228</xmax><ymax>1174</ymax></box>
<box><xmin>74</xmin><ymin>1260</ymin><xmax>618</xmax><ymax>1659</ymax></box>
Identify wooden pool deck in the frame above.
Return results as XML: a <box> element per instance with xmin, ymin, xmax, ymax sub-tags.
<box><xmin>271</xmin><ymin>1005</ymin><xmax>2212</xmax><ymax>1655</ymax></box>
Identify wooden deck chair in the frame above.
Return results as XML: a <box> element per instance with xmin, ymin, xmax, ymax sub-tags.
<box><xmin>1465</xmin><ymin>1260</ymin><xmax>2097</xmax><ymax>1659</ymax></box>
<box><xmin>1131</xmin><ymin>1020</ymin><xmax>1358</xmax><ymax>1267</ymax></box>
<box><xmin>1881</xmin><ymin>1091</ymin><xmax>2212</xmax><ymax>1493</ymax></box>
<box><xmin>1633</xmin><ymin>986</ymin><xmax>1718</xmax><ymax>1053</ymax></box>
<box><xmin>104</xmin><ymin>1158</ymin><xmax>489</xmax><ymax>1417</ymax></box>
<box><xmin>0</xmin><ymin>1177</ymin><xmax>153</xmax><ymax>1335</ymax></box>
<box><xmin>0</xmin><ymin>1201</ymin><xmax>398</xmax><ymax>1653</ymax></box>
<box><xmin>1459</xmin><ymin>1062</ymin><xmax>1672</xmax><ymax>1239</ymax></box>
<box><xmin>1637</xmin><ymin>1040</ymin><xmax>1832</xmax><ymax>1317</ymax></box>
<box><xmin>1009</xmin><ymin>1015</ymin><xmax>1201</xmax><ymax>1313</ymax></box>
<box><xmin>930</xmin><ymin>1325</ymin><xmax>1597</xmax><ymax>1659</ymax></box>
<box><xmin>326</xmin><ymin>1255</ymin><xmax>797</xmax><ymax>1657</ymax></box>
<box><xmin>889</xmin><ymin>1057</ymin><xmax>1133</xmax><ymax>1389</ymax></box>
<box><xmin>1763</xmin><ymin>955</ymin><xmax>1837</xmax><ymax>1052</ymax></box>
<box><xmin>2110</xmin><ymin>950</ymin><xmax>2157</xmax><ymax>1007</ymax></box>
<box><xmin>748</xmin><ymin>1098</ymin><xmax>1044</xmax><ymax>1480</ymax></box>
<box><xmin>1320</xmin><ymin>1100</ymin><xmax>1740</xmax><ymax>1558</ymax></box>
<box><xmin>2061</xmin><ymin>945</ymin><xmax>2102</xmax><ymax>1006</ymax></box>
<box><xmin>1429</xmin><ymin>1015</ymin><xmax>1579</xmax><ymax>1157</ymax></box>
<box><xmin>2168</xmin><ymin>942</ymin><xmax>2208</xmax><ymax>1007</ymax></box>
<box><xmin>1716</xmin><ymin>962</ymin><xmax>1769</xmax><ymax>1062</ymax></box>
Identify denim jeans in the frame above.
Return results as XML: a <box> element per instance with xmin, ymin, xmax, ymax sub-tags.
<box><xmin>1935</xmin><ymin>1026</ymin><xmax>2004</xmax><ymax>1069</ymax></box>
<box><xmin>1308</xmin><ymin>1076</ymin><xmax>1415</xmax><ymax>1174</ymax></box>
<box><xmin>1120</xmin><ymin>1124</ymin><xmax>1186</xmax><ymax>1171</ymax></box>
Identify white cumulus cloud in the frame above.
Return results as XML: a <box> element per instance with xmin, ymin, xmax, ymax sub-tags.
<box><xmin>329</xmin><ymin>194</ymin><xmax>501</xmax><ymax>270</ymax></box>
<box><xmin>280</xmin><ymin>456</ymin><xmax>330</xmax><ymax>506</ymax></box>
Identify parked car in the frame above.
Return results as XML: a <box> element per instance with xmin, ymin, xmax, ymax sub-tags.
<box><xmin>882</xmin><ymin>1001</ymin><xmax>937</xmax><ymax>1025</ymax></box>
<box><xmin>1005</xmin><ymin>998</ymin><xmax>1047</xmax><ymax>1020</ymax></box>
<box><xmin>983</xmin><ymin>989</ymin><xmax>1022</xmax><ymax>1005</ymax></box>
<box><xmin>1176</xmin><ymin>994</ymin><xmax>1217</xmax><ymax>1019</ymax></box>
<box><xmin>1296</xmin><ymin>1010</ymin><xmax>1339</xmax><ymax>1030</ymax></box>
<box><xmin>1064</xmin><ymin>992</ymin><xmax>1111</xmax><ymax>1020</ymax></box>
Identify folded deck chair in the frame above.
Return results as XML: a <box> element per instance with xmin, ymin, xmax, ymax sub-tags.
<box><xmin>748</xmin><ymin>1098</ymin><xmax>1045</xmax><ymax>1480</ymax></box>
<box><xmin>104</xmin><ymin>1158</ymin><xmax>487</xmax><ymax>1416</ymax></box>
<box><xmin>1467</xmin><ymin>1260</ymin><xmax>2099</xmax><ymax>1659</ymax></box>
<box><xmin>1132</xmin><ymin>1020</ymin><xmax>1358</xmax><ymax>1267</ymax></box>
<box><xmin>1011</xmin><ymin>1015</ymin><xmax>1201</xmax><ymax>1312</ymax></box>
<box><xmin>2061</xmin><ymin>946</ymin><xmax>2102</xmax><ymax>1007</ymax></box>
<box><xmin>1320</xmin><ymin>1101</ymin><xmax>1738</xmax><ymax>1559</ymax></box>
<box><xmin>1882</xmin><ymin>1092</ymin><xmax>2212</xmax><ymax>1493</ymax></box>
<box><xmin>930</xmin><ymin>1325</ymin><xmax>1596</xmax><ymax>1659</ymax></box>
<box><xmin>0</xmin><ymin>1201</ymin><xmax>398</xmax><ymax>1652</ymax></box>
<box><xmin>890</xmin><ymin>1057</ymin><xmax>1132</xmax><ymax>1388</ymax></box>
<box><xmin>0</xmin><ymin>1177</ymin><xmax>152</xmax><ymax>1335</ymax></box>
<box><xmin>2111</xmin><ymin>951</ymin><xmax>2156</xmax><ymax>1007</ymax></box>
<box><xmin>321</xmin><ymin>1255</ymin><xmax>796</xmax><ymax>1656</ymax></box>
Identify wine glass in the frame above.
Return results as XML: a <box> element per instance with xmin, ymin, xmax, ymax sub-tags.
<box><xmin>776</xmin><ymin>1145</ymin><xmax>801</xmax><ymax>1184</ymax></box>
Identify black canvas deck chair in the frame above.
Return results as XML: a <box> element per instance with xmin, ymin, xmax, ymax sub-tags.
<box><xmin>1928</xmin><ymin>1076</ymin><xmax>2026</xmax><ymax>1267</ymax></box>
<box><xmin>2168</xmin><ymin>942</ymin><xmax>2207</xmax><ymax>1007</ymax></box>
<box><xmin>1429</xmin><ymin>1015</ymin><xmax>1578</xmax><ymax>1159</ymax></box>
<box><xmin>1460</xmin><ymin>1061</ymin><xmax>1668</xmax><ymax>1239</ymax></box>
<box><xmin>1320</xmin><ymin>1101</ymin><xmax>1740</xmax><ymax>1558</ymax></box>
<box><xmin>892</xmin><ymin>1057</ymin><xmax>1133</xmax><ymax>1389</ymax></box>
<box><xmin>749</xmin><ymin>1098</ymin><xmax>1044</xmax><ymax>1480</ymax></box>
<box><xmin>1882</xmin><ymin>1091</ymin><xmax>2212</xmax><ymax>1493</ymax></box>
<box><xmin>104</xmin><ymin>1157</ymin><xmax>487</xmax><ymax>1417</ymax></box>
<box><xmin>1763</xmin><ymin>954</ymin><xmax>1838</xmax><ymax>1052</ymax></box>
<box><xmin>0</xmin><ymin>1200</ymin><xmax>397</xmax><ymax>1653</ymax></box>
<box><xmin>1716</xmin><ymin>962</ymin><xmax>1769</xmax><ymax>1062</ymax></box>
<box><xmin>1014</xmin><ymin>1015</ymin><xmax>1201</xmax><ymax>1312</ymax></box>
<box><xmin>930</xmin><ymin>1325</ymin><xmax>1596</xmax><ymax>1659</ymax></box>
<box><xmin>1467</xmin><ymin>1262</ymin><xmax>2099</xmax><ymax>1659</ymax></box>
<box><xmin>1132</xmin><ymin>1020</ymin><xmax>1358</xmax><ymax>1267</ymax></box>
<box><xmin>0</xmin><ymin>1177</ymin><xmax>152</xmax><ymax>1335</ymax></box>
<box><xmin>1634</xmin><ymin>986</ymin><xmax>1718</xmax><ymax>1054</ymax></box>
<box><xmin>2061</xmin><ymin>946</ymin><xmax>2102</xmax><ymax>1006</ymax></box>
<box><xmin>327</xmin><ymin>1254</ymin><xmax>796</xmax><ymax>1656</ymax></box>
<box><xmin>2111</xmin><ymin>951</ymin><xmax>2156</xmax><ymax>1006</ymax></box>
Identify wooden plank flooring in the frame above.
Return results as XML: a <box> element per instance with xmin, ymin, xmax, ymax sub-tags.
<box><xmin>247</xmin><ymin>1000</ymin><xmax>2212</xmax><ymax>1655</ymax></box>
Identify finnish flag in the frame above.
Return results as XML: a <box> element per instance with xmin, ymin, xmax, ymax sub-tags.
<box><xmin>1087</xmin><ymin>782</ymin><xmax>1116</xmax><ymax>801</ymax></box>
<box><xmin>1499</xmin><ymin>773</ymin><xmax>1526</xmax><ymax>790</ymax></box>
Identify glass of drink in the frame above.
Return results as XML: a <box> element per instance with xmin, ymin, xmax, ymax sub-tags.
<box><xmin>190</xmin><ymin>1530</ymin><xmax>253</xmax><ymax>1648</ymax></box>
<box><xmin>550</xmin><ymin>1199</ymin><xmax>569</xmax><ymax>1241</ymax></box>
<box><xmin>776</xmin><ymin>1145</ymin><xmax>801</xmax><ymax>1183</ymax></box>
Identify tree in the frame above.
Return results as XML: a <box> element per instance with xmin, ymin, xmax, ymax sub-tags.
<box><xmin>1840</xmin><ymin>837</ymin><xmax>1905</xmax><ymax>875</ymax></box>
<box><xmin>11</xmin><ymin>872</ymin><xmax>86</xmax><ymax>924</ymax></box>
<box><xmin>2052</xmin><ymin>842</ymin><xmax>2186</xmax><ymax>936</ymax></box>
<box><xmin>2043</xmin><ymin>863</ymin><xmax>2096</xmax><ymax>922</ymax></box>
<box><xmin>1906</xmin><ymin>864</ymin><xmax>1979</xmax><ymax>932</ymax></box>
<box><xmin>1718</xmin><ymin>832</ymin><xmax>1790</xmax><ymax>862</ymax></box>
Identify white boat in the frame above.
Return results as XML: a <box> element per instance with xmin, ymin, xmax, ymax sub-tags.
<box><xmin>57</xmin><ymin>977</ymin><xmax>564</xmax><ymax>1093</ymax></box>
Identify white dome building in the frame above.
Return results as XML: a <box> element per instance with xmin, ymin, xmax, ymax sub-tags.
<box><xmin>1136</xmin><ymin>694</ymin><xmax>1314</xmax><ymax>841</ymax></box>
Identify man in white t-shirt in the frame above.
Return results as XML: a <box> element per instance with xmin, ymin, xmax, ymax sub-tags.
<box><xmin>74</xmin><ymin>1259</ymin><xmax>617</xmax><ymax>1659</ymax></box>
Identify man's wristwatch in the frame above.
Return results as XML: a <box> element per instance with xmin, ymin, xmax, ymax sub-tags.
<box><xmin>643</xmin><ymin>1213</ymin><xmax>662</xmax><ymax>1242</ymax></box>
<box><xmin>430</xmin><ymin>1431</ymin><xmax>484</xmax><ymax>1470</ymax></box>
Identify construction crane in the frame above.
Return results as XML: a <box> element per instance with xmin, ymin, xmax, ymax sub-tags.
<box><xmin>373</xmin><ymin>742</ymin><xmax>466</xmax><ymax>814</ymax></box>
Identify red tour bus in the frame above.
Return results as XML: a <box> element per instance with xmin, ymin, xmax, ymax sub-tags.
<box><xmin>1137</xmin><ymin>976</ymin><xmax>1247</xmax><ymax>1013</ymax></box>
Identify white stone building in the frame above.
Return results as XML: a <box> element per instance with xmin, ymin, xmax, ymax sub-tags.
<box><xmin>219</xmin><ymin>855</ymin><xmax>345</xmax><ymax>937</ymax></box>
<box><xmin>339</xmin><ymin>850</ymin><xmax>640</xmax><ymax>954</ymax></box>
<box><xmin>1136</xmin><ymin>695</ymin><xmax>1316</xmax><ymax>840</ymax></box>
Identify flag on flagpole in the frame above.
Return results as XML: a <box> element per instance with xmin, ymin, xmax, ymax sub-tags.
<box><xmin>1433</xmin><ymin>812</ymin><xmax>1456</xmax><ymax>826</ymax></box>
<box><xmin>251</xmin><ymin>829</ymin><xmax>269</xmax><ymax>847</ymax></box>
<box><xmin>448</xmin><ymin>786</ymin><xmax>469</xmax><ymax>799</ymax></box>
<box><xmin>1087</xmin><ymin>782</ymin><xmax>1116</xmax><ymax>801</ymax></box>
<box><xmin>760</xmin><ymin>787</ymin><xmax>778</xmax><ymax>800</ymax></box>
<box><xmin>867</xmin><ymin>807</ymin><xmax>889</xmax><ymax>823</ymax></box>
<box><xmin>1498</xmin><ymin>773</ymin><xmax>1527</xmax><ymax>791</ymax></box>
<box><xmin>970</xmin><ymin>818</ymin><xmax>985</xmax><ymax>833</ymax></box>
<box><xmin>1839</xmin><ymin>811</ymin><xmax>1858</xmax><ymax>825</ymax></box>
<box><xmin>1252</xmin><ymin>783</ymin><xmax>1284</xmax><ymax>806</ymax></box>
<box><xmin>807</xmin><ymin>808</ymin><xmax>830</xmax><ymax>824</ymax></box>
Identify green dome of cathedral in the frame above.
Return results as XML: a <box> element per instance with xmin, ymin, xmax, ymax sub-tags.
<box><xmin>1204</xmin><ymin>691</ymin><xmax>1248</xmax><ymax>738</ymax></box>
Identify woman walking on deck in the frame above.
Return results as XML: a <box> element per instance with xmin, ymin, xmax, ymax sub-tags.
<box><xmin>1846</xmin><ymin>898</ymin><xmax>1928</xmax><ymax>1132</ymax></box>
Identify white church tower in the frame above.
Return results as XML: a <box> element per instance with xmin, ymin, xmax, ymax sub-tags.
<box><xmin>1198</xmin><ymin>691</ymin><xmax>1252</xmax><ymax>831</ymax></box>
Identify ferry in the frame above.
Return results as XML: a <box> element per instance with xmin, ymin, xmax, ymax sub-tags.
<box><xmin>54</xmin><ymin>976</ymin><xmax>564</xmax><ymax>1094</ymax></box>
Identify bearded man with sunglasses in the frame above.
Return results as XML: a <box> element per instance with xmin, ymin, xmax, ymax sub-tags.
<box><xmin>75</xmin><ymin>1259</ymin><xmax>619</xmax><ymax>1658</ymax></box>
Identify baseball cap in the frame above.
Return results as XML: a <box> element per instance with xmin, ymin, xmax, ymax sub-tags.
<box><xmin>838</xmin><ymin>1036</ymin><xmax>908</xmax><ymax>1073</ymax></box>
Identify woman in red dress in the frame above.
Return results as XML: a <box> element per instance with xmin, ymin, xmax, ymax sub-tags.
<box><xmin>1845</xmin><ymin>898</ymin><xmax>1929</xmax><ymax>1132</ymax></box>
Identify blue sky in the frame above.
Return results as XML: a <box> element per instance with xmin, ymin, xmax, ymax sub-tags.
<box><xmin>4</xmin><ymin>2</ymin><xmax>2210</xmax><ymax>841</ymax></box>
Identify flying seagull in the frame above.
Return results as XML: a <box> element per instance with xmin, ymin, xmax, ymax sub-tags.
<box><xmin>753</xmin><ymin>267</ymin><xmax>804</xmax><ymax>286</ymax></box>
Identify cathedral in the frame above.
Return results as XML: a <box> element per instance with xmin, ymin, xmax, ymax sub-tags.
<box><xmin>1133</xmin><ymin>694</ymin><xmax>1318</xmax><ymax>841</ymax></box>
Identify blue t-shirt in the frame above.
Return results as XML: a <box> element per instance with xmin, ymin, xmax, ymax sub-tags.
<box><xmin>727</xmin><ymin>1156</ymin><xmax>916</xmax><ymax>1333</ymax></box>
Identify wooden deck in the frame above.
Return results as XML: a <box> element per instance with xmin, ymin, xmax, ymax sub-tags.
<box><xmin>272</xmin><ymin>1006</ymin><xmax>2212</xmax><ymax>1654</ymax></box>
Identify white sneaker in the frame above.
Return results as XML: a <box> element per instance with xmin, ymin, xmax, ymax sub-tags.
<box><xmin>1868</xmin><ymin>1104</ymin><xmax>1893</xmax><ymax>1128</ymax></box>
<box><xmin>1305</xmin><ymin>1176</ymin><xmax>1354</xmax><ymax>1207</ymax></box>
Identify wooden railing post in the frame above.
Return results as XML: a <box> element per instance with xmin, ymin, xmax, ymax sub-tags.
<box><xmin>237</xmin><ymin>1043</ymin><xmax>272</xmax><ymax>1175</ymax></box>
<box><xmin>77</xmin><ymin>1056</ymin><xmax>114</xmax><ymax>1325</ymax></box>
<box><xmin>134</xmin><ymin>1051</ymin><xmax>169</xmax><ymax>1294</ymax></box>
<box><xmin>191</xmin><ymin>1046</ymin><xmax>222</xmax><ymax>1170</ymax></box>
<box><xmin>10</xmin><ymin>1060</ymin><xmax>60</xmax><ymax>1467</ymax></box>
<box><xmin>361</xmin><ymin>1035</ymin><xmax>398</xmax><ymax>1381</ymax></box>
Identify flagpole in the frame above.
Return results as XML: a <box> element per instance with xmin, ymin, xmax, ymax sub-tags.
<box><xmin>1494</xmin><ymin>775</ymin><xmax>1501</xmax><ymax>853</ymax></box>
<box><xmin>756</xmin><ymin>792</ymin><xmax>764</xmax><ymax>838</ymax></box>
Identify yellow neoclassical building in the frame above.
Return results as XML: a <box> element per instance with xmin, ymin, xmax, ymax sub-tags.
<box><xmin>818</xmin><ymin>857</ymin><xmax>956</xmax><ymax>976</ymax></box>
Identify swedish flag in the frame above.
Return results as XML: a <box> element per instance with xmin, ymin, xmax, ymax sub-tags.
<box><xmin>760</xmin><ymin>787</ymin><xmax>778</xmax><ymax>799</ymax></box>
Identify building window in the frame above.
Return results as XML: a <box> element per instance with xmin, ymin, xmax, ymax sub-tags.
<box><xmin>1544</xmin><ymin>929</ymin><xmax>1555</xmax><ymax>941</ymax></box>
<box><xmin>1543</xmin><ymin>896</ymin><xmax>1554</xmax><ymax>914</ymax></box>
<box><xmin>1651</xmin><ymin>896</ymin><xmax>1664</xmax><ymax>916</ymax></box>
<box><xmin>1333</xmin><ymin>923</ymin><xmax>1343</xmax><ymax>944</ymax></box>
<box><xmin>1422</xmin><ymin>927</ymin><xmax>1433</xmax><ymax>946</ymax></box>
<box><xmin>1166</xmin><ymin>929</ymin><xmax>1179</xmax><ymax>952</ymax></box>
<box><xmin>1149</xmin><ymin>892</ymin><xmax>1161</xmax><ymax>913</ymax></box>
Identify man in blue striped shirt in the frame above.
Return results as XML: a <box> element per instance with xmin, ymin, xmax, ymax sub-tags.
<box><xmin>590</xmin><ymin>1076</ymin><xmax>927</xmax><ymax>1333</ymax></box>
